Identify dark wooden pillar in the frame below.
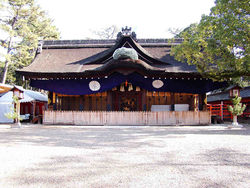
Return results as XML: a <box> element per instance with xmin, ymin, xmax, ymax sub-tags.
<box><xmin>114</xmin><ymin>92</ymin><xmax>119</xmax><ymax>111</ymax></box>
<box><xmin>88</xmin><ymin>96</ymin><xmax>92</xmax><ymax>111</ymax></box>
<box><xmin>165</xmin><ymin>92</ymin><xmax>168</xmax><ymax>105</ymax></box>
<box><xmin>200</xmin><ymin>94</ymin><xmax>207</xmax><ymax>111</ymax></box>
<box><xmin>194</xmin><ymin>94</ymin><xmax>199</xmax><ymax>111</ymax></box>
<box><xmin>142</xmin><ymin>89</ymin><xmax>147</xmax><ymax>111</ymax></box>
<box><xmin>52</xmin><ymin>92</ymin><xmax>57</xmax><ymax>110</ymax></box>
<box><xmin>32</xmin><ymin>101</ymin><xmax>36</xmax><ymax>118</ymax></box>
<box><xmin>138</xmin><ymin>92</ymin><xmax>142</xmax><ymax>111</ymax></box>
<box><xmin>170</xmin><ymin>92</ymin><xmax>175</xmax><ymax>111</ymax></box>
<box><xmin>107</xmin><ymin>91</ymin><xmax>112</xmax><ymax>111</ymax></box>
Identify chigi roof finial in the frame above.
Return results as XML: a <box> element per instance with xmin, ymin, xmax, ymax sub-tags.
<box><xmin>122</xmin><ymin>26</ymin><xmax>132</xmax><ymax>35</ymax></box>
<box><xmin>37</xmin><ymin>41</ymin><xmax>43</xmax><ymax>54</ymax></box>
<box><xmin>116</xmin><ymin>26</ymin><xmax>137</xmax><ymax>41</ymax></box>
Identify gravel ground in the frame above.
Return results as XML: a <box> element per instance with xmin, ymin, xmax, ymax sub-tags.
<box><xmin>0</xmin><ymin>124</ymin><xmax>249</xmax><ymax>188</ymax></box>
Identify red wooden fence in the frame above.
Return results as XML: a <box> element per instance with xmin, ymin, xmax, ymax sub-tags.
<box><xmin>207</xmin><ymin>104</ymin><xmax>232</xmax><ymax>120</ymax></box>
<box><xmin>207</xmin><ymin>104</ymin><xmax>249</xmax><ymax>120</ymax></box>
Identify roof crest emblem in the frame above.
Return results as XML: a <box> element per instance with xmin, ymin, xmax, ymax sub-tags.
<box><xmin>116</xmin><ymin>26</ymin><xmax>137</xmax><ymax>41</ymax></box>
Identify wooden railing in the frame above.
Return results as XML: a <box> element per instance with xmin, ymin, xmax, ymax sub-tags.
<box><xmin>43</xmin><ymin>111</ymin><xmax>211</xmax><ymax>126</ymax></box>
<box><xmin>207</xmin><ymin>103</ymin><xmax>249</xmax><ymax>120</ymax></box>
<box><xmin>207</xmin><ymin>104</ymin><xmax>232</xmax><ymax>120</ymax></box>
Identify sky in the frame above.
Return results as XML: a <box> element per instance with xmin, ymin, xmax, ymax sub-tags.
<box><xmin>37</xmin><ymin>0</ymin><xmax>216</xmax><ymax>39</ymax></box>
<box><xmin>0</xmin><ymin>0</ymin><xmax>215</xmax><ymax>61</ymax></box>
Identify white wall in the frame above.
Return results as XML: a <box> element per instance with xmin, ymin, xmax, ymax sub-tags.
<box><xmin>0</xmin><ymin>103</ymin><xmax>14</xmax><ymax>123</ymax></box>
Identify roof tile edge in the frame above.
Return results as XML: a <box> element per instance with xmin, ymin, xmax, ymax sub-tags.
<box><xmin>42</xmin><ymin>38</ymin><xmax>184</xmax><ymax>48</ymax></box>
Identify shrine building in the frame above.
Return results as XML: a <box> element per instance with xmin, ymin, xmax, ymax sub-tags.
<box><xmin>17</xmin><ymin>28</ymin><xmax>226</xmax><ymax>125</ymax></box>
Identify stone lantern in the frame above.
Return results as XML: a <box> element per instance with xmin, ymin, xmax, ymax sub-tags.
<box><xmin>229</xmin><ymin>85</ymin><xmax>242</xmax><ymax>98</ymax></box>
<box><xmin>12</xmin><ymin>87</ymin><xmax>24</xmax><ymax>99</ymax></box>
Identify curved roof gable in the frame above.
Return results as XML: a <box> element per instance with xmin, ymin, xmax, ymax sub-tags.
<box><xmin>83</xmin><ymin>36</ymin><xmax>170</xmax><ymax>65</ymax></box>
<box><xmin>17</xmin><ymin>33</ymin><xmax>198</xmax><ymax>78</ymax></box>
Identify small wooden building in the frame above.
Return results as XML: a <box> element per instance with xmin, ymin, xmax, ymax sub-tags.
<box><xmin>0</xmin><ymin>86</ymin><xmax>47</xmax><ymax>123</ymax></box>
<box><xmin>19</xmin><ymin>89</ymin><xmax>48</xmax><ymax>123</ymax></box>
<box><xmin>207</xmin><ymin>86</ymin><xmax>250</xmax><ymax>120</ymax></box>
<box><xmin>17</xmin><ymin>28</ymin><xmax>225</xmax><ymax>125</ymax></box>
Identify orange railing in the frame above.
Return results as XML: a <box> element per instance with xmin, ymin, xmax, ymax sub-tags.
<box><xmin>207</xmin><ymin>103</ymin><xmax>249</xmax><ymax>120</ymax></box>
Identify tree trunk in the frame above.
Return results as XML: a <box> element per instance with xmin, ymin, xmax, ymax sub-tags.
<box><xmin>1</xmin><ymin>60</ymin><xmax>9</xmax><ymax>84</ymax></box>
<box><xmin>16</xmin><ymin>101</ymin><xmax>21</xmax><ymax>127</ymax></box>
<box><xmin>1</xmin><ymin>16</ymin><xmax>17</xmax><ymax>84</ymax></box>
<box><xmin>1</xmin><ymin>35</ymin><xmax>13</xmax><ymax>84</ymax></box>
<box><xmin>232</xmin><ymin>115</ymin><xmax>238</xmax><ymax>126</ymax></box>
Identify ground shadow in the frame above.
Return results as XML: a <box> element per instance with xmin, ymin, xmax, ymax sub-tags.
<box><xmin>0</xmin><ymin>126</ymin><xmax>249</xmax><ymax>149</ymax></box>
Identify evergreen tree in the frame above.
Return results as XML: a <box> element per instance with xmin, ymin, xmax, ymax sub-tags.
<box><xmin>171</xmin><ymin>0</ymin><xmax>249</xmax><ymax>84</ymax></box>
<box><xmin>228</xmin><ymin>95</ymin><xmax>246</xmax><ymax>126</ymax></box>
<box><xmin>0</xmin><ymin>0</ymin><xmax>60</xmax><ymax>84</ymax></box>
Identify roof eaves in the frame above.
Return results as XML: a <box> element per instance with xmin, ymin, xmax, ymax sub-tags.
<box><xmin>41</xmin><ymin>38</ymin><xmax>183</xmax><ymax>49</ymax></box>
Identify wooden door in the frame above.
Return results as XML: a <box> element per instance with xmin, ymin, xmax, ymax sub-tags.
<box><xmin>112</xmin><ymin>91</ymin><xmax>142</xmax><ymax>111</ymax></box>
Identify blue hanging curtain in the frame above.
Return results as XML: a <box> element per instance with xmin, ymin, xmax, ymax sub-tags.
<box><xmin>30</xmin><ymin>72</ymin><xmax>227</xmax><ymax>95</ymax></box>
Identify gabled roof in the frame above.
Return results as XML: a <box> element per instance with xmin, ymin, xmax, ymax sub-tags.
<box><xmin>0</xmin><ymin>89</ymin><xmax>48</xmax><ymax>103</ymax></box>
<box><xmin>0</xmin><ymin>83</ymin><xmax>13</xmax><ymax>94</ymax></box>
<box><xmin>241</xmin><ymin>87</ymin><xmax>250</xmax><ymax>98</ymax></box>
<box><xmin>20</xmin><ymin>90</ymin><xmax>48</xmax><ymax>103</ymax></box>
<box><xmin>0</xmin><ymin>91</ymin><xmax>13</xmax><ymax>103</ymax></box>
<box><xmin>17</xmin><ymin>36</ymin><xmax>198</xmax><ymax>79</ymax></box>
<box><xmin>12</xmin><ymin>85</ymin><xmax>25</xmax><ymax>92</ymax></box>
<box><xmin>207</xmin><ymin>86</ymin><xmax>250</xmax><ymax>102</ymax></box>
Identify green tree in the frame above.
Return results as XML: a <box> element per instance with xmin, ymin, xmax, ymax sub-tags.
<box><xmin>228</xmin><ymin>95</ymin><xmax>246</xmax><ymax>126</ymax></box>
<box><xmin>0</xmin><ymin>0</ymin><xmax>60</xmax><ymax>84</ymax></box>
<box><xmin>5</xmin><ymin>95</ymin><xmax>22</xmax><ymax>126</ymax></box>
<box><xmin>171</xmin><ymin>23</ymin><xmax>198</xmax><ymax>39</ymax></box>
<box><xmin>171</xmin><ymin>0</ymin><xmax>249</xmax><ymax>84</ymax></box>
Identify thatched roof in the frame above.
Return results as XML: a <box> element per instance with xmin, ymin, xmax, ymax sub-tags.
<box><xmin>17</xmin><ymin>36</ymin><xmax>198</xmax><ymax>79</ymax></box>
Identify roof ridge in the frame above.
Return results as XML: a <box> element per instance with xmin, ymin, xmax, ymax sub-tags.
<box><xmin>42</xmin><ymin>38</ymin><xmax>183</xmax><ymax>47</ymax></box>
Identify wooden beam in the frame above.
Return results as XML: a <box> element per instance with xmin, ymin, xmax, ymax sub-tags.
<box><xmin>170</xmin><ymin>92</ymin><xmax>175</xmax><ymax>111</ymax></box>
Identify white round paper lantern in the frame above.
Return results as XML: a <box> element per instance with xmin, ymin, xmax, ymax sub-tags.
<box><xmin>89</xmin><ymin>80</ymin><xmax>101</xmax><ymax>91</ymax></box>
<box><xmin>152</xmin><ymin>80</ymin><xmax>164</xmax><ymax>88</ymax></box>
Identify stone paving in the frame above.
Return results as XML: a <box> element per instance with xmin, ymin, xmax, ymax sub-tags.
<box><xmin>0</xmin><ymin>124</ymin><xmax>249</xmax><ymax>188</ymax></box>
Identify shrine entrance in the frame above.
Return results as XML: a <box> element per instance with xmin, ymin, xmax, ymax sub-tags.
<box><xmin>112</xmin><ymin>91</ymin><xmax>142</xmax><ymax>111</ymax></box>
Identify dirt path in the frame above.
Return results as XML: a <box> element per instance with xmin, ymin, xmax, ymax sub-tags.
<box><xmin>0</xmin><ymin>125</ymin><xmax>249</xmax><ymax>187</ymax></box>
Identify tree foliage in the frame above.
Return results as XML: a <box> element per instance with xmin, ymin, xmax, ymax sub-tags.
<box><xmin>171</xmin><ymin>0</ymin><xmax>250</xmax><ymax>83</ymax></box>
<box><xmin>228</xmin><ymin>95</ymin><xmax>246</xmax><ymax>116</ymax></box>
<box><xmin>4</xmin><ymin>95</ymin><xmax>22</xmax><ymax>121</ymax></box>
<box><xmin>0</xmin><ymin>0</ymin><xmax>60</xmax><ymax>84</ymax></box>
<box><xmin>171</xmin><ymin>24</ymin><xmax>198</xmax><ymax>39</ymax></box>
